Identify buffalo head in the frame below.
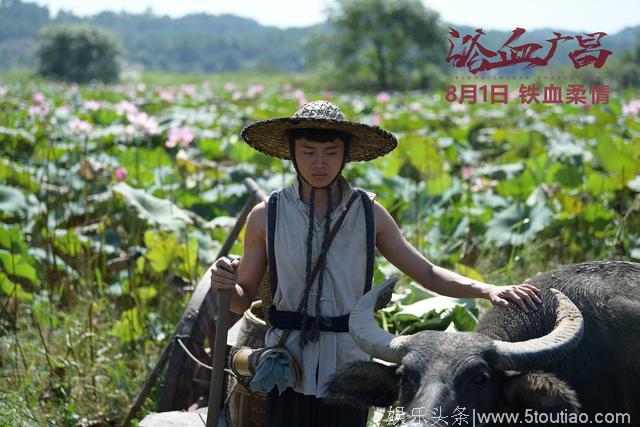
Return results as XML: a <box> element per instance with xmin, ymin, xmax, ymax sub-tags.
<box><xmin>325</xmin><ymin>279</ymin><xmax>584</xmax><ymax>418</ymax></box>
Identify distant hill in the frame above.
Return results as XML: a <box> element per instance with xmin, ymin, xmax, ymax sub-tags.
<box><xmin>1</xmin><ymin>0</ymin><xmax>638</xmax><ymax>74</ymax></box>
<box><xmin>0</xmin><ymin>0</ymin><xmax>321</xmax><ymax>72</ymax></box>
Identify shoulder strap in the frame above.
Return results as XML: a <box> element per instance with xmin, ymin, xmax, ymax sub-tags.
<box><xmin>267</xmin><ymin>192</ymin><xmax>279</xmax><ymax>299</ymax></box>
<box><xmin>356</xmin><ymin>189</ymin><xmax>375</xmax><ymax>294</ymax></box>
<box><xmin>275</xmin><ymin>190</ymin><xmax>361</xmax><ymax>347</ymax></box>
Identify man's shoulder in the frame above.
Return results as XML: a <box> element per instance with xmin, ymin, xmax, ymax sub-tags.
<box><xmin>371</xmin><ymin>200</ymin><xmax>394</xmax><ymax>235</ymax></box>
<box><xmin>251</xmin><ymin>199</ymin><xmax>267</xmax><ymax>212</ymax></box>
<box><xmin>354</xmin><ymin>188</ymin><xmax>376</xmax><ymax>201</ymax></box>
<box><xmin>247</xmin><ymin>200</ymin><xmax>267</xmax><ymax>237</ymax></box>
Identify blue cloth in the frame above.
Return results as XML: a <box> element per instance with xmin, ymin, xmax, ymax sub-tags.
<box><xmin>249</xmin><ymin>348</ymin><xmax>295</xmax><ymax>395</ymax></box>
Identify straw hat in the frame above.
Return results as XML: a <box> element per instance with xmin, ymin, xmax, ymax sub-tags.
<box><xmin>240</xmin><ymin>100</ymin><xmax>397</xmax><ymax>162</ymax></box>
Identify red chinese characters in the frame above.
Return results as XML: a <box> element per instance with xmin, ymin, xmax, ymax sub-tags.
<box><xmin>447</xmin><ymin>28</ymin><xmax>612</xmax><ymax>74</ymax></box>
<box><xmin>445</xmin><ymin>84</ymin><xmax>610</xmax><ymax>105</ymax></box>
<box><xmin>568</xmin><ymin>32</ymin><xmax>612</xmax><ymax>69</ymax></box>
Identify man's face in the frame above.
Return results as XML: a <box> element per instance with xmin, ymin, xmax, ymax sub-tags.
<box><xmin>294</xmin><ymin>137</ymin><xmax>345</xmax><ymax>188</ymax></box>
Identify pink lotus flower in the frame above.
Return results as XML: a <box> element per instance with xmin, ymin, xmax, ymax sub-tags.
<box><xmin>68</xmin><ymin>118</ymin><xmax>93</xmax><ymax>135</ymax></box>
<box><xmin>622</xmin><ymin>100</ymin><xmax>640</xmax><ymax>117</ymax></box>
<box><xmin>351</xmin><ymin>99</ymin><xmax>365</xmax><ymax>112</ymax></box>
<box><xmin>114</xmin><ymin>167</ymin><xmax>127</xmax><ymax>181</ymax></box>
<box><xmin>126</xmin><ymin>111</ymin><xmax>159</xmax><ymax>135</ymax></box>
<box><xmin>143</xmin><ymin>117</ymin><xmax>159</xmax><ymax>135</ymax></box>
<box><xmin>57</xmin><ymin>105</ymin><xmax>71</xmax><ymax>116</ymax></box>
<box><xmin>126</xmin><ymin>111</ymin><xmax>146</xmax><ymax>126</ymax></box>
<box><xmin>180</xmin><ymin>85</ymin><xmax>195</xmax><ymax>97</ymax></box>
<box><xmin>248</xmin><ymin>84</ymin><xmax>264</xmax><ymax>97</ymax></box>
<box><xmin>376</xmin><ymin>92</ymin><xmax>390</xmax><ymax>103</ymax></box>
<box><xmin>297</xmin><ymin>97</ymin><xmax>307</xmax><ymax>107</ymax></box>
<box><xmin>28</xmin><ymin>105</ymin><xmax>49</xmax><ymax>117</ymax></box>
<box><xmin>293</xmin><ymin>89</ymin><xmax>305</xmax><ymax>100</ymax></box>
<box><xmin>157</xmin><ymin>88</ymin><xmax>174</xmax><ymax>103</ymax></box>
<box><xmin>232</xmin><ymin>91</ymin><xmax>243</xmax><ymax>101</ymax></box>
<box><xmin>373</xmin><ymin>112</ymin><xmax>382</xmax><ymax>126</ymax></box>
<box><xmin>409</xmin><ymin>101</ymin><xmax>421</xmax><ymax>111</ymax></box>
<box><xmin>165</xmin><ymin>127</ymin><xmax>195</xmax><ymax>148</ymax></box>
<box><xmin>462</xmin><ymin>167</ymin><xmax>474</xmax><ymax>180</ymax></box>
<box><xmin>0</xmin><ymin>86</ymin><xmax>7</xmax><ymax>97</ymax></box>
<box><xmin>224</xmin><ymin>82</ymin><xmax>236</xmax><ymax>92</ymax></box>
<box><xmin>33</xmin><ymin>92</ymin><xmax>45</xmax><ymax>104</ymax></box>
<box><xmin>471</xmin><ymin>177</ymin><xmax>498</xmax><ymax>194</ymax></box>
<box><xmin>116</xmin><ymin>100</ymin><xmax>138</xmax><ymax>116</ymax></box>
<box><xmin>84</xmin><ymin>100</ymin><xmax>101</xmax><ymax>111</ymax></box>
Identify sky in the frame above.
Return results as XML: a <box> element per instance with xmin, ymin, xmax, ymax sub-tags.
<box><xmin>32</xmin><ymin>0</ymin><xmax>640</xmax><ymax>34</ymax></box>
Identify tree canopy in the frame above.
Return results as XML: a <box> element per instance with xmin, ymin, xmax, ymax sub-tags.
<box><xmin>36</xmin><ymin>25</ymin><xmax>121</xmax><ymax>83</ymax></box>
<box><xmin>308</xmin><ymin>0</ymin><xmax>448</xmax><ymax>90</ymax></box>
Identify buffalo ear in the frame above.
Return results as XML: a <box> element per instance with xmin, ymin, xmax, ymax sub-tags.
<box><xmin>502</xmin><ymin>371</ymin><xmax>581</xmax><ymax>412</ymax></box>
<box><xmin>323</xmin><ymin>361</ymin><xmax>399</xmax><ymax>408</ymax></box>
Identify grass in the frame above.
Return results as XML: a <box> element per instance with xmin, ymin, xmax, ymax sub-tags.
<box><xmin>0</xmin><ymin>277</ymin><xmax>186</xmax><ymax>426</ymax></box>
<box><xmin>0</xmin><ymin>67</ymin><xmax>327</xmax><ymax>93</ymax></box>
<box><xmin>0</xmin><ymin>68</ymin><xmax>43</xmax><ymax>85</ymax></box>
<box><xmin>137</xmin><ymin>69</ymin><xmax>324</xmax><ymax>90</ymax></box>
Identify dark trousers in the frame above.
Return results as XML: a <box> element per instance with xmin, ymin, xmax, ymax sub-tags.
<box><xmin>265</xmin><ymin>387</ymin><xmax>368</xmax><ymax>427</ymax></box>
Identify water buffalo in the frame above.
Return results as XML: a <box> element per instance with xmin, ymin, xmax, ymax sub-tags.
<box><xmin>325</xmin><ymin>261</ymin><xmax>640</xmax><ymax>425</ymax></box>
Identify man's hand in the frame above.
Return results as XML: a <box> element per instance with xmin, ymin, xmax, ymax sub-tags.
<box><xmin>211</xmin><ymin>257</ymin><xmax>240</xmax><ymax>293</ymax></box>
<box><xmin>488</xmin><ymin>283</ymin><xmax>542</xmax><ymax>313</ymax></box>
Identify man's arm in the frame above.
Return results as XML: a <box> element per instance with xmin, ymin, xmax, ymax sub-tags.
<box><xmin>374</xmin><ymin>201</ymin><xmax>541</xmax><ymax>311</ymax></box>
<box><xmin>211</xmin><ymin>201</ymin><xmax>267</xmax><ymax>314</ymax></box>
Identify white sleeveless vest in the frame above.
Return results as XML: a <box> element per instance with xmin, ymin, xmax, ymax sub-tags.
<box><xmin>263</xmin><ymin>175</ymin><xmax>376</xmax><ymax>397</ymax></box>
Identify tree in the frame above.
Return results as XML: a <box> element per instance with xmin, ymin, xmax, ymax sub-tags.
<box><xmin>308</xmin><ymin>0</ymin><xmax>448</xmax><ymax>90</ymax></box>
<box><xmin>611</xmin><ymin>38</ymin><xmax>640</xmax><ymax>89</ymax></box>
<box><xmin>36</xmin><ymin>25</ymin><xmax>121</xmax><ymax>83</ymax></box>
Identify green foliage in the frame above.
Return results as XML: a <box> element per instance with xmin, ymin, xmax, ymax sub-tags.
<box><xmin>36</xmin><ymin>25</ymin><xmax>121</xmax><ymax>83</ymax></box>
<box><xmin>0</xmin><ymin>185</ymin><xmax>28</xmax><ymax>220</ymax></box>
<box><xmin>113</xmin><ymin>182</ymin><xmax>194</xmax><ymax>232</ymax></box>
<box><xmin>308</xmin><ymin>0</ymin><xmax>448</xmax><ymax>90</ymax></box>
<box><xmin>608</xmin><ymin>37</ymin><xmax>640</xmax><ymax>89</ymax></box>
<box><xmin>485</xmin><ymin>198</ymin><xmax>554</xmax><ymax>247</ymax></box>
<box><xmin>376</xmin><ymin>279</ymin><xmax>478</xmax><ymax>335</ymax></box>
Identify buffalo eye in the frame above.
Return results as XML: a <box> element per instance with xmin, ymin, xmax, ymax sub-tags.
<box><xmin>396</xmin><ymin>366</ymin><xmax>416</xmax><ymax>387</ymax></box>
<box><xmin>396</xmin><ymin>365</ymin><xmax>418</xmax><ymax>402</ymax></box>
<box><xmin>472</xmin><ymin>372</ymin><xmax>490</xmax><ymax>387</ymax></box>
<box><xmin>396</xmin><ymin>366</ymin><xmax>407</xmax><ymax>380</ymax></box>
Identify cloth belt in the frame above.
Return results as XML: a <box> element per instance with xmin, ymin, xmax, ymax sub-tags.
<box><xmin>267</xmin><ymin>304</ymin><xmax>350</xmax><ymax>333</ymax></box>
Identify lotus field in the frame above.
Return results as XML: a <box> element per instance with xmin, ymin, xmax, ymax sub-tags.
<box><xmin>0</xmin><ymin>80</ymin><xmax>639</xmax><ymax>425</ymax></box>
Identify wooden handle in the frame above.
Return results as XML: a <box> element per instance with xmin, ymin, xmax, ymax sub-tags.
<box><xmin>206</xmin><ymin>287</ymin><xmax>231</xmax><ymax>426</ymax></box>
<box><xmin>207</xmin><ymin>178</ymin><xmax>266</xmax><ymax>426</ymax></box>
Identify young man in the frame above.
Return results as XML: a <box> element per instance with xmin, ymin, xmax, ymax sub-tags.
<box><xmin>211</xmin><ymin>100</ymin><xmax>541</xmax><ymax>426</ymax></box>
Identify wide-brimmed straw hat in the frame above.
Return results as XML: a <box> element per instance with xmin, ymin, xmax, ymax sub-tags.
<box><xmin>240</xmin><ymin>100</ymin><xmax>397</xmax><ymax>162</ymax></box>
